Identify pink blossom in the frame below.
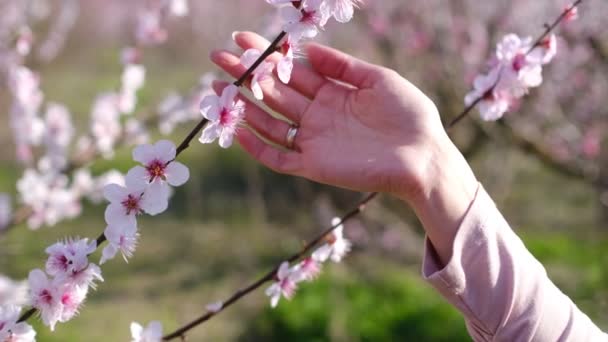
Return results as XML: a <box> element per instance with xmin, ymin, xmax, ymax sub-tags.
<box><xmin>120</xmin><ymin>64</ymin><xmax>146</xmax><ymax>114</ymax></box>
<box><xmin>199</xmin><ymin>85</ymin><xmax>245</xmax><ymax>148</ymax></box>
<box><xmin>205</xmin><ymin>301</ymin><xmax>223</xmax><ymax>313</ymax></box>
<box><xmin>129</xmin><ymin>140</ymin><xmax>190</xmax><ymax>214</ymax></box>
<box><xmin>44</xmin><ymin>103</ymin><xmax>74</xmax><ymax>150</ymax></box>
<box><xmin>121</xmin><ymin>47</ymin><xmax>142</xmax><ymax>65</ymax></box>
<box><xmin>563</xmin><ymin>5</ymin><xmax>578</xmax><ymax>22</ymax></box>
<box><xmin>15</xmin><ymin>26</ymin><xmax>33</xmax><ymax>56</ymax></box>
<box><xmin>136</xmin><ymin>10</ymin><xmax>168</xmax><ymax>46</ymax></box>
<box><xmin>496</xmin><ymin>34</ymin><xmax>543</xmax><ymax>96</ymax></box>
<box><xmin>125</xmin><ymin>118</ymin><xmax>150</xmax><ymax>146</ymax></box>
<box><xmin>465</xmin><ymin>66</ymin><xmax>513</xmax><ymax>121</ymax></box>
<box><xmin>8</xmin><ymin>66</ymin><xmax>45</xmax><ymax>162</ymax></box>
<box><xmin>17</xmin><ymin>169</ymin><xmax>81</xmax><ymax>229</ymax></box>
<box><xmin>101</xmin><ymin>223</ymin><xmax>139</xmax><ymax>264</ymax></box>
<box><xmin>90</xmin><ymin>93</ymin><xmax>122</xmax><ymax>158</ymax></box>
<box><xmin>324</xmin><ymin>0</ymin><xmax>360</xmax><ymax>23</ymax></box>
<box><xmin>8</xmin><ymin>66</ymin><xmax>43</xmax><ymax>108</ymax></box>
<box><xmin>240</xmin><ymin>48</ymin><xmax>275</xmax><ymax>100</ymax></box>
<box><xmin>169</xmin><ymin>0</ymin><xmax>189</xmax><ymax>17</ymax></box>
<box><xmin>28</xmin><ymin>269</ymin><xmax>62</xmax><ymax>331</ymax></box>
<box><xmin>529</xmin><ymin>34</ymin><xmax>558</xmax><ymax>65</ymax></box>
<box><xmin>581</xmin><ymin>129</ymin><xmax>601</xmax><ymax>159</ymax></box>
<box><xmin>42</xmin><ymin>103</ymin><xmax>74</xmax><ymax>170</ymax></box>
<box><xmin>131</xmin><ymin>321</ymin><xmax>163</xmax><ymax>342</ymax></box>
<box><xmin>312</xmin><ymin>217</ymin><xmax>352</xmax><ymax>263</ymax></box>
<box><xmin>58</xmin><ymin>285</ymin><xmax>88</xmax><ymax>323</ymax></box>
<box><xmin>293</xmin><ymin>256</ymin><xmax>322</xmax><ymax>282</ymax></box>
<box><xmin>45</xmin><ymin>238</ymin><xmax>103</xmax><ymax>289</ymax></box>
<box><xmin>0</xmin><ymin>305</ymin><xmax>36</xmax><ymax>342</ymax></box>
<box><xmin>277</xmin><ymin>36</ymin><xmax>299</xmax><ymax>84</ymax></box>
<box><xmin>265</xmin><ymin>262</ymin><xmax>299</xmax><ymax>308</ymax></box>
<box><xmin>28</xmin><ymin>269</ymin><xmax>90</xmax><ymax>330</ymax></box>
<box><xmin>279</xmin><ymin>0</ymin><xmax>330</xmax><ymax>41</ymax></box>
<box><xmin>103</xmin><ymin>168</ymin><xmax>158</xmax><ymax>227</ymax></box>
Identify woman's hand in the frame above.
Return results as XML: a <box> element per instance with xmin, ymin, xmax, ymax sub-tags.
<box><xmin>210</xmin><ymin>31</ymin><xmax>453</xmax><ymax>202</ymax></box>
<box><xmin>211</xmin><ymin>31</ymin><xmax>479</xmax><ymax>264</ymax></box>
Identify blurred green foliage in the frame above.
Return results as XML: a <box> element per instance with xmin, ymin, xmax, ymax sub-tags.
<box><xmin>242</xmin><ymin>262</ymin><xmax>471</xmax><ymax>342</ymax></box>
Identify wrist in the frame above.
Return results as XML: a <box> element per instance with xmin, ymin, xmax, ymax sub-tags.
<box><xmin>397</xmin><ymin>132</ymin><xmax>479</xmax><ymax>264</ymax></box>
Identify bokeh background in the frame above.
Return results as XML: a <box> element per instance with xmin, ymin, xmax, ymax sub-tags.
<box><xmin>1</xmin><ymin>0</ymin><xmax>607</xmax><ymax>340</ymax></box>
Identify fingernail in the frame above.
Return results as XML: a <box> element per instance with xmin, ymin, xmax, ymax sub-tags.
<box><xmin>231</xmin><ymin>31</ymin><xmax>241</xmax><ymax>40</ymax></box>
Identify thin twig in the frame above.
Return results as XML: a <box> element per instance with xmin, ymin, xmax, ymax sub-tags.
<box><xmin>163</xmin><ymin>193</ymin><xmax>378</xmax><ymax>340</ymax></box>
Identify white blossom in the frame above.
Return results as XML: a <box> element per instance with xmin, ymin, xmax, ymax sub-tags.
<box><xmin>199</xmin><ymin>85</ymin><xmax>245</xmax><ymax>148</ymax></box>
<box><xmin>131</xmin><ymin>321</ymin><xmax>163</xmax><ymax>342</ymax></box>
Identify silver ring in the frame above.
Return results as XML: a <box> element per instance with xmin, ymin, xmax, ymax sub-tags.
<box><xmin>285</xmin><ymin>125</ymin><xmax>299</xmax><ymax>150</ymax></box>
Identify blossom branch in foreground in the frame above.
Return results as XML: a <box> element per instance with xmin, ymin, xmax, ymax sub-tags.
<box><xmin>447</xmin><ymin>0</ymin><xmax>583</xmax><ymax>128</ymax></box>
<box><xmin>13</xmin><ymin>25</ymin><xmax>291</xmax><ymax>329</ymax></box>
<box><xmin>174</xmin><ymin>31</ymin><xmax>287</xmax><ymax>157</ymax></box>
<box><xmin>162</xmin><ymin>192</ymin><xmax>378</xmax><ymax>341</ymax></box>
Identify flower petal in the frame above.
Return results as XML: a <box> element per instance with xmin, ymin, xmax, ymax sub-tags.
<box><xmin>240</xmin><ymin>49</ymin><xmax>262</xmax><ymax>69</ymax></box>
<box><xmin>277</xmin><ymin>261</ymin><xmax>290</xmax><ymax>280</ymax></box>
<box><xmin>103</xmin><ymin>183</ymin><xmax>128</xmax><ymax>203</ymax></box>
<box><xmin>278</xmin><ymin>56</ymin><xmax>294</xmax><ymax>84</ymax></box>
<box><xmin>165</xmin><ymin>162</ymin><xmax>189</xmax><ymax>186</ymax></box>
<box><xmin>154</xmin><ymin>140</ymin><xmax>177</xmax><ymax>162</ymax></box>
<box><xmin>280</xmin><ymin>6</ymin><xmax>302</xmax><ymax>24</ymax></box>
<box><xmin>124</xmin><ymin>167</ymin><xmax>148</xmax><ymax>192</ymax></box>
<box><xmin>130</xmin><ymin>322</ymin><xmax>144</xmax><ymax>339</ymax></box>
<box><xmin>147</xmin><ymin>321</ymin><xmax>163</xmax><ymax>338</ymax></box>
<box><xmin>140</xmin><ymin>180</ymin><xmax>169</xmax><ymax>215</ymax></box>
<box><xmin>219</xmin><ymin>129</ymin><xmax>235</xmax><ymax>149</ymax></box>
<box><xmin>332</xmin><ymin>1</ymin><xmax>354</xmax><ymax>23</ymax></box>
<box><xmin>132</xmin><ymin>143</ymin><xmax>155</xmax><ymax>164</ymax></box>
<box><xmin>104</xmin><ymin>202</ymin><xmax>136</xmax><ymax>228</ymax></box>
<box><xmin>251</xmin><ymin>75</ymin><xmax>264</xmax><ymax>100</ymax></box>
<box><xmin>199</xmin><ymin>95</ymin><xmax>221</xmax><ymax>121</ymax></box>
<box><xmin>219</xmin><ymin>85</ymin><xmax>239</xmax><ymax>109</ymax></box>
<box><xmin>199</xmin><ymin>122</ymin><xmax>221</xmax><ymax>144</ymax></box>
<box><xmin>270</xmin><ymin>293</ymin><xmax>280</xmax><ymax>308</ymax></box>
<box><xmin>126</xmin><ymin>166</ymin><xmax>149</xmax><ymax>185</ymax></box>
<box><xmin>312</xmin><ymin>244</ymin><xmax>332</xmax><ymax>262</ymax></box>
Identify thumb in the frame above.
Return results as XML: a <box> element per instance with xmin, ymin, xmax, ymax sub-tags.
<box><xmin>306</xmin><ymin>43</ymin><xmax>382</xmax><ymax>88</ymax></box>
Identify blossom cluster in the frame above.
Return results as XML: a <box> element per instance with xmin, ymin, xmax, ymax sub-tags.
<box><xmin>199</xmin><ymin>0</ymin><xmax>360</xmax><ymax>148</ymax></box>
<box><xmin>28</xmin><ymin>238</ymin><xmax>102</xmax><ymax>331</ymax></box>
<box><xmin>3</xmin><ymin>0</ymin><xmax>195</xmax><ymax>232</ymax></box>
<box><xmin>136</xmin><ymin>0</ymin><xmax>189</xmax><ymax>46</ymax></box>
<box><xmin>0</xmin><ymin>1</ymin><xmax>194</xmax><ymax>339</ymax></box>
<box><xmin>16</xmin><ymin>168</ymin><xmax>124</xmax><ymax>229</ymax></box>
<box><xmin>465</xmin><ymin>6</ymin><xmax>578</xmax><ymax>121</ymax></box>
<box><xmin>102</xmin><ymin>140</ymin><xmax>188</xmax><ymax>341</ymax></box>
<box><xmin>19</xmin><ymin>139</ymin><xmax>190</xmax><ymax>337</ymax></box>
<box><xmin>100</xmin><ymin>140</ymin><xmax>189</xmax><ymax>265</ymax></box>
<box><xmin>266</xmin><ymin>218</ymin><xmax>351</xmax><ymax>307</ymax></box>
